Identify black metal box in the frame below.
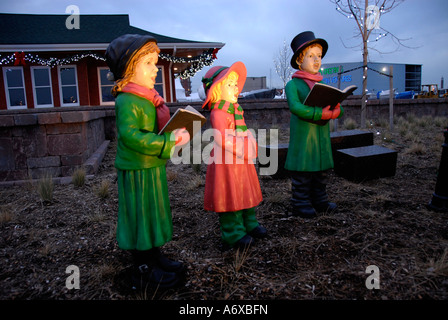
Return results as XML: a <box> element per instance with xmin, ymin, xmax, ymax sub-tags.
<box><xmin>334</xmin><ymin>145</ymin><xmax>397</xmax><ymax>182</ymax></box>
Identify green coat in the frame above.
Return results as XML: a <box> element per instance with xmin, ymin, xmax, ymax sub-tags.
<box><xmin>284</xmin><ymin>78</ymin><xmax>344</xmax><ymax>172</ymax></box>
<box><xmin>114</xmin><ymin>92</ymin><xmax>176</xmax><ymax>251</ymax></box>
<box><xmin>114</xmin><ymin>92</ymin><xmax>175</xmax><ymax>170</ymax></box>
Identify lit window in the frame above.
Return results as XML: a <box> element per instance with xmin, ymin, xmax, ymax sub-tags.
<box><xmin>154</xmin><ymin>66</ymin><xmax>164</xmax><ymax>98</ymax></box>
<box><xmin>58</xmin><ymin>65</ymin><xmax>79</xmax><ymax>106</ymax></box>
<box><xmin>2</xmin><ymin>67</ymin><xmax>27</xmax><ymax>109</ymax></box>
<box><xmin>31</xmin><ymin>66</ymin><xmax>53</xmax><ymax>108</ymax></box>
<box><xmin>98</xmin><ymin>67</ymin><xmax>114</xmax><ymax>105</ymax></box>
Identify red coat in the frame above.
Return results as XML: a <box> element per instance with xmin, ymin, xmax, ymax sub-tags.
<box><xmin>204</xmin><ymin>108</ymin><xmax>263</xmax><ymax>212</ymax></box>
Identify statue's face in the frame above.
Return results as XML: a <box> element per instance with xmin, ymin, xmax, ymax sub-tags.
<box><xmin>131</xmin><ymin>51</ymin><xmax>159</xmax><ymax>89</ymax></box>
<box><xmin>299</xmin><ymin>45</ymin><xmax>322</xmax><ymax>74</ymax></box>
<box><xmin>220</xmin><ymin>75</ymin><xmax>239</xmax><ymax>104</ymax></box>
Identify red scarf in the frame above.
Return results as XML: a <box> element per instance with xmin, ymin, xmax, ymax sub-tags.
<box><xmin>292</xmin><ymin>70</ymin><xmax>323</xmax><ymax>89</ymax></box>
<box><xmin>121</xmin><ymin>82</ymin><xmax>170</xmax><ymax>131</ymax></box>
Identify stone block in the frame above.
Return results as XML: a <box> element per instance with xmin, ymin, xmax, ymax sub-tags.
<box><xmin>0</xmin><ymin>169</ymin><xmax>28</xmax><ymax>182</ymax></box>
<box><xmin>19</xmin><ymin>126</ymin><xmax>47</xmax><ymax>157</ymax></box>
<box><xmin>334</xmin><ymin>145</ymin><xmax>397</xmax><ymax>182</ymax></box>
<box><xmin>0</xmin><ymin>115</ymin><xmax>14</xmax><ymax>127</ymax></box>
<box><xmin>60</xmin><ymin>154</ymin><xmax>88</xmax><ymax>166</ymax></box>
<box><xmin>89</xmin><ymin>110</ymin><xmax>106</xmax><ymax>121</ymax></box>
<box><xmin>61</xmin><ymin>111</ymin><xmax>89</xmax><ymax>123</ymax></box>
<box><xmin>38</xmin><ymin>112</ymin><xmax>61</xmax><ymax>125</ymax></box>
<box><xmin>0</xmin><ymin>138</ymin><xmax>15</xmax><ymax>170</ymax></box>
<box><xmin>47</xmin><ymin>133</ymin><xmax>86</xmax><ymax>155</ymax></box>
<box><xmin>86</xmin><ymin>119</ymin><xmax>105</xmax><ymax>154</ymax></box>
<box><xmin>27</xmin><ymin>156</ymin><xmax>61</xmax><ymax>169</ymax></box>
<box><xmin>34</xmin><ymin>126</ymin><xmax>48</xmax><ymax>155</ymax></box>
<box><xmin>11</xmin><ymin>127</ymin><xmax>23</xmax><ymax>137</ymax></box>
<box><xmin>45</xmin><ymin>123</ymin><xmax>83</xmax><ymax>135</ymax></box>
<box><xmin>83</xmin><ymin>140</ymin><xmax>110</xmax><ymax>174</ymax></box>
<box><xmin>14</xmin><ymin>114</ymin><xmax>37</xmax><ymax>126</ymax></box>
<box><xmin>29</xmin><ymin>166</ymin><xmax>61</xmax><ymax>179</ymax></box>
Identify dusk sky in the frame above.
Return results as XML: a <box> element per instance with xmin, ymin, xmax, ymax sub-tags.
<box><xmin>1</xmin><ymin>0</ymin><xmax>447</xmax><ymax>93</ymax></box>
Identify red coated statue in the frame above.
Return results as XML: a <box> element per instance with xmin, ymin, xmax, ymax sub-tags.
<box><xmin>201</xmin><ymin>62</ymin><xmax>267</xmax><ymax>250</ymax></box>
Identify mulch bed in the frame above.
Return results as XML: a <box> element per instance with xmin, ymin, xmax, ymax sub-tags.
<box><xmin>1</xmin><ymin>116</ymin><xmax>447</xmax><ymax>301</ymax></box>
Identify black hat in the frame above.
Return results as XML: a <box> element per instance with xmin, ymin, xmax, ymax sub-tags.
<box><xmin>290</xmin><ymin>31</ymin><xmax>328</xmax><ymax>69</ymax></box>
<box><xmin>105</xmin><ymin>34</ymin><xmax>157</xmax><ymax>81</ymax></box>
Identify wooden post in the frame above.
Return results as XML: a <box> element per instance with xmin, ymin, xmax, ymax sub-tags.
<box><xmin>389</xmin><ymin>65</ymin><xmax>394</xmax><ymax>131</ymax></box>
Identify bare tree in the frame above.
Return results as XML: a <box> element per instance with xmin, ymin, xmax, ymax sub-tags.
<box><xmin>273</xmin><ymin>40</ymin><xmax>294</xmax><ymax>98</ymax></box>
<box><xmin>331</xmin><ymin>0</ymin><xmax>410</xmax><ymax>128</ymax></box>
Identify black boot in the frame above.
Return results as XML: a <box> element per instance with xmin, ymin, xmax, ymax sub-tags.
<box><xmin>248</xmin><ymin>225</ymin><xmax>267</xmax><ymax>239</ymax></box>
<box><xmin>243</xmin><ymin>208</ymin><xmax>267</xmax><ymax>239</ymax></box>
<box><xmin>221</xmin><ymin>234</ymin><xmax>254</xmax><ymax>252</ymax></box>
<box><xmin>149</xmin><ymin>247</ymin><xmax>185</xmax><ymax>275</ymax></box>
<box><xmin>290</xmin><ymin>172</ymin><xmax>317</xmax><ymax>218</ymax></box>
<box><xmin>233</xmin><ymin>234</ymin><xmax>254</xmax><ymax>250</ymax></box>
<box><xmin>311</xmin><ymin>171</ymin><xmax>337</xmax><ymax>213</ymax></box>
<box><xmin>130</xmin><ymin>250</ymin><xmax>181</xmax><ymax>290</ymax></box>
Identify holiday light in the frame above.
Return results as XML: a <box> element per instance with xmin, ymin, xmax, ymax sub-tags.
<box><xmin>0</xmin><ymin>48</ymin><xmax>218</xmax><ymax>79</ymax></box>
<box><xmin>159</xmin><ymin>49</ymin><xmax>217</xmax><ymax>79</ymax></box>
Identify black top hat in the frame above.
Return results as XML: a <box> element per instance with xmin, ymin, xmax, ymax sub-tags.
<box><xmin>105</xmin><ymin>34</ymin><xmax>157</xmax><ymax>81</ymax></box>
<box><xmin>290</xmin><ymin>31</ymin><xmax>328</xmax><ymax>69</ymax></box>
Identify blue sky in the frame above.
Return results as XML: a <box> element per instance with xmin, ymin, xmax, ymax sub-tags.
<box><xmin>1</xmin><ymin>0</ymin><xmax>447</xmax><ymax>92</ymax></box>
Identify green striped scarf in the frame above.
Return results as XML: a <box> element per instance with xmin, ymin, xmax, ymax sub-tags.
<box><xmin>210</xmin><ymin>100</ymin><xmax>248</xmax><ymax>134</ymax></box>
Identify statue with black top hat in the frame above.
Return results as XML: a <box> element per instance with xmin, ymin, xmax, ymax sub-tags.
<box><xmin>285</xmin><ymin>31</ymin><xmax>344</xmax><ymax>218</ymax></box>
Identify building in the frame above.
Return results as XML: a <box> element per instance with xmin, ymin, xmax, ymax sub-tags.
<box><xmin>0</xmin><ymin>13</ymin><xmax>224</xmax><ymax>110</ymax></box>
<box><xmin>320</xmin><ymin>62</ymin><xmax>422</xmax><ymax>97</ymax></box>
<box><xmin>243</xmin><ymin>76</ymin><xmax>267</xmax><ymax>93</ymax></box>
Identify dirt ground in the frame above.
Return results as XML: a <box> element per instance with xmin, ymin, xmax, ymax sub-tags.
<box><xmin>1</xmin><ymin>114</ymin><xmax>448</xmax><ymax>302</ymax></box>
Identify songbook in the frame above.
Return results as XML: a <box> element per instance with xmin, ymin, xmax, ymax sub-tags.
<box><xmin>158</xmin><ymin>105</ymin><xmax>206</xmax><ymax>138</ymax></box>
<box><xmin>304</xmin><ymin>83</ymin><xmax>357</xmax><ymax>109</ymax></box>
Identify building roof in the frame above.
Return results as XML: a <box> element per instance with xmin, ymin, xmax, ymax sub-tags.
<box><xmin>0</xmin><ymin>13</ymin><xmax>224</xmax><ymax>52</ymax></box>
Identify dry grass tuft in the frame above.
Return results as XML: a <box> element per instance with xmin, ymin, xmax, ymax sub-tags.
<box><xmin>342</xmin><ymin>117</ymin><xmax>357</xmax><ymax>130</ymax></box>
<box><xmin>72</xmin><ymin>167</ymin><xmax>86</xmax><ymax>188</ymax></box>
<box><xmin>37</xmin><ymin>172</ymin><xmax>54</xmax><ymax>203</ymax></box>
<box><xmin>405</xmin><ymin>143</ymin><xmax>426</xmax><ymax>155</ymax></box>
<box><xmin>95</xmin><ymin>179</ymin><xmax>110</xmax><ymax>199</ymax></box>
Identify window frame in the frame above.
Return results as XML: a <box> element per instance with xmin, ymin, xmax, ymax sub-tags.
<box><xmin>2</xmin><ymin>66</ymin><xmax>27</xmax><ymax>110</ymax></box>
<box><xmin>97</xmin><ymin>67</ymin><xmax>115</xmax><ymax>106</ymax></box>
<box><xmin>30</xmin><ymin>66</ymin><xmax>54</xmax><ymax>108</ymax></box>
<box><xmin>57</xmin><ymin>65</ymin><xmax>80</xmax><ymax>107</ymax></box>
<box><xmin>154</xmin><ymin>65</ymin><xmax>166</xmax><ymax>99</ymax></box>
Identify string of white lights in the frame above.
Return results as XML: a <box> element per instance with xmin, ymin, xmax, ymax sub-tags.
<box><xmin>0</xmin><ymin>50</ymin><xmax>218</xmax><ymax>79</ymax></box>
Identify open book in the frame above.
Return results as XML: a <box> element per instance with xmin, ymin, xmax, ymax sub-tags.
<box><xmin>304</xmin><ymin>83</ymin><xmax>357</xmax><ymax>109</ymax></box>
<box><xmin>158</xmin><ymin>105</ymin><xmax>206</xmax><ymax>138</ymax></box>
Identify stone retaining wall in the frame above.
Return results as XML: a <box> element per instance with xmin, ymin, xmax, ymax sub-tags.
<box><xmin>175</xmin><ymin>96</ymin><xmax>448</xmax><ymax>130</ymax></box>
<box><xmin>0</xmin><ymin>106</ymin><xmax>115</xmax><ymax>183</ymax></box>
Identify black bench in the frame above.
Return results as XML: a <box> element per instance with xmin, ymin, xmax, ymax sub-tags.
<box><xmin>333</xmin><ymin>145</ymin><xmax>398</xmax><ymax>182</ymax></box>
